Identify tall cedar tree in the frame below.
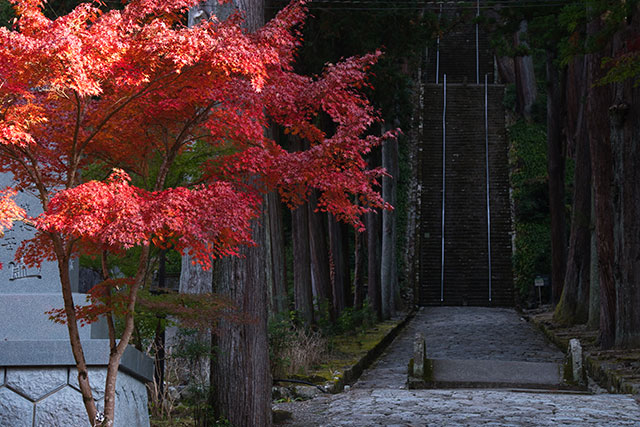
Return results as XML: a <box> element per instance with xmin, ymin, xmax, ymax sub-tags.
<box><xmin>0</xmin><ymin>0</ymin><xmax>392</xmax><ymax>424</ymax></box>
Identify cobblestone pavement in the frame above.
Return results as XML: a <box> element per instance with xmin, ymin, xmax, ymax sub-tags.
<box><xmin>275</xmin><ymin>307</ymin><xmax>640</xmax><ymax>426</ymax></box>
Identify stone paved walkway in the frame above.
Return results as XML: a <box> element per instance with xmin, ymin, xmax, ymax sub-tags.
<box><xmin>275</xmin><ymin>307</ymin><xmax>640</xmax><ymax>426</ymax></box>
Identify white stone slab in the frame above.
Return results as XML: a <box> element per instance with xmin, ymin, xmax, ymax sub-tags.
<box><xmin>0</xmin><ymin>172</ymin><xmax>62</xmax><ymax>294</ymax></box>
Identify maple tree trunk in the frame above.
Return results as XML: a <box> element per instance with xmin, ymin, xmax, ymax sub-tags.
<box><xmin>381</xmin><ymin>136</ymin><xmax>398</xmax><ymax>319</ymax></box>
<box><xmin>585</xmin><ymin>21</ymin><xmax>616</xmax><ymax>349</ymax></box>
<box><xmin>268</xmin><ymin>191</ymin><xmax>288</xmax><ymax>314</ymax></box>
<box><xmin>513</xmin><ymin>20</ymin><xmax>537</xmax><ymax>121</ymax></box>
<box><xmin>554</xmin><ymin>55</ymin><xmax>591</xmax><ymax>325</ymax></box>
<box><xmin>53</xmin><ymin>237</ymin><xmax>98</xmax><ymax>424</ymax></box>
<box><xmin>328</xmin><ymin>213</ymin><xmax>351</xmax><ymax>315</ymax></box>
<box><xmin>308</xmin><ymin>190</ymin><xmax>334</xmax><ymax>320</ymax></box>
<box><xmin>546</xmin><ymin>53</ymin><xmax>567</xmax><ymax>306</ymax></box>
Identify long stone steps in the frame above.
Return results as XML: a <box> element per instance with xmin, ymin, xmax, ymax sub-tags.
<box><xmin>419</xmin><ymin>84</ymin><xmax>513</xmax><ymax>306</ymax></box>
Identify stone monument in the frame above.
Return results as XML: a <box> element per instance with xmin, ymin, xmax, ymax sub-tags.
<box><xmin>0</xmin><ymin>173</ymin><xmax>152</xmax><ymax>426</ymax></box>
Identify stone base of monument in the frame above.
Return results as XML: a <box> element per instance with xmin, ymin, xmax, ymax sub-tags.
<box><xmin>0</xmin><ymin>295</ymin><xmax>153</xmax><ymax>427</ymax></box>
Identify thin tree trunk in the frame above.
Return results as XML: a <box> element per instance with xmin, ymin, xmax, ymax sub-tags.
<box><xmin>546</xmin><ymin>53</ymin><xmax>567</xmax><ymax>306</ymax></box>
<box><xmin>367</xmin><ymin>209</ymin><xmax>382</xmax><ymax>320</ymax></box>
<box><xmin>308</xmin><ymin>190</ymin><xmax>334</xmax><ymax>320</ymax></box>
<box><xmin>587</xmin><ymin>184</ymin><xmax>600</xmax><ymax>330</ymax></box>
<box><xmin>353</xmin><ymin>225</ymin><xmax>366</xmax><ymax>309</ymax></box>
<box><xmin>54</xmin><ymin>238</ymin><xmax>98</xmax><ymax>424</ymax></box>
<box><xmin>381</xmin><ymin>136</ymin><xmax>398</xmax><ymax>319</ymax></box>
<box><xmin>328</xmin><ymin>213</ymin><xmax>350</xmax><ymax>315</ymax></box>
<box><xmin>269</xmin><ymin>191</ymin><xmax>288</xmax><ymax>314</ymax></box>
<box><xmin>292</xmin><ymin>203</ymin><xmax>314</xmax><ymax>325</ymax></box>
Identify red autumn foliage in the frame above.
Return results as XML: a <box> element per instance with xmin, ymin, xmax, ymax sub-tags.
<box><xmin>0</xmin><ymin>0</ymin><xmax>392</xmax><ymax>421</ymax></box>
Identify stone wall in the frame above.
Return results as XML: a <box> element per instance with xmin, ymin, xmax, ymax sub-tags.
<box><xmin>0</xmin><ymin>367</ymin><xmax>148</xmax><ymax>427</ymax></box>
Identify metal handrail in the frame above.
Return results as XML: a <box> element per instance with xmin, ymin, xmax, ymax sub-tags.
<box><xmin>440</xmin><ymin>74</ymin><xmax>447</xmax><ymax>303</ymax></box>
<box><xmin>484</xmin><ymin>73</ymin><xmax>492</xmax><ymax>302</ymax></box>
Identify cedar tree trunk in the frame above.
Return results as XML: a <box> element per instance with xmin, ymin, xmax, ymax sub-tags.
<box><xmin>268</xmin><ymin>191</ymin><xmax>288</xmax><ymax>314</ymax></box>
<box><xmin>381</xmin><ymin>136</ymin><xmax>398</xmax><ymax>319</ymax></box>
<box><xmin>513</xmin><ymin>20</ymin><xmax>537</xmax><ymax>121</ymax></box>
<box><xmin>328</xmin><ymin>213</ymin><xmax>351</xmax><ymax>315</ymax></box>
<box><xmin>554</xmin><ymin>55</ymin><xmax>591</xmax><ymax>325</ymax></box>
<box><xmin>210</xmin><ymin>1</ymin><xmax>272</xmax><ymax>425</ymax></box>
<box><xmin>546</xmin><ymin>53</ymin><xmax>567</xmax><ymax>305</ymax></box>
<box><xmin>585</xmin><ymin>17</ymin><xmax>616</xmax><ymax>349</ymax></box>
<box><xmin>308</xmin><ymin>190</ymin><xmax>334</xmax><ymax>320</ymax></box>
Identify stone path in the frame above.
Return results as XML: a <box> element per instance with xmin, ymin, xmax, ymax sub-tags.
<box><xmin>274</xmin><ymin>307</ymin><xmax>640</xmax><ymax>426</ymax></box>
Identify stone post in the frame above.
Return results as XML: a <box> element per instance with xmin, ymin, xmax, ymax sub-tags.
<box><xmin>413</xmin><ymin>333</ymin><xmax>426</xmax><ymax>377</ymax></box>
<box><xmin>569</xmin><ymin>338</ymin><xmax>585</xmax><ymax>386</ymax></box>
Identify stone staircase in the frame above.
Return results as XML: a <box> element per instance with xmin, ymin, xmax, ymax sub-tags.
<box><xmin>417</xmin><ymin>6</ymin><xmax>513</xmax><ymax>307</ymax></box>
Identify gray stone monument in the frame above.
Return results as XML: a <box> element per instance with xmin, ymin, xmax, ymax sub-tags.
<box><xmin>0</xmin><ymin>173</ymin><xmax>152</xmax><ymax>426</ymax></box>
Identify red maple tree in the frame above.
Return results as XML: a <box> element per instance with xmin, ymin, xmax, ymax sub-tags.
<box><xmin>0</xmin><ymin>0</ymin><xmax>391</xmax><ymax>424</ymax></box>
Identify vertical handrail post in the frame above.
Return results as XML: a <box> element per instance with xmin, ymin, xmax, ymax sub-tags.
<box><xmin>484</xmin><ymin>73</ymin><xmax>492</xmax><ymax>302</ymax></box>
<box><xmin>436</xmin><ymin>4</ymin><xmax>442</xmax><ymax>84</ymax></box>
<box><xmin>441</xmin><ymin>74</ymin><xmax>447</xmax><ymax>303</ymax></box>
<box><xmin>476</xmin><ymin>0</ymin><xmax>480</xmax><ymax>84</ymax></box>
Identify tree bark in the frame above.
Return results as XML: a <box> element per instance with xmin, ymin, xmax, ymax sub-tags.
<box><xmin>585</xmin><ymin>18</ymin><xmax>616</xmax><ymax>349</ymax></box>
<box><xmin>208</xmin><ymin>1</ymin><xmax>272</xmax><ymax>425</ymax></box>
<box><xmin>353</xmin><ymin>225</ymin><xmax>366</xmax><ymax>310</ymax></box>
<box><xmin>546</xmin><ymin>52</ymin><xmax>567</xmax><ymax>306</ymax></box>
<box><xmin>292</xmin><ymin>201</ymin><xmax>314</xmax><ymax>326</ymax></box>
<box><xmin>513</xmin><ymin>20</ymin><xmax>537</xmax><ymax>121</ymax></box>
<box><xmin>308</xmin><ymin>190</ymin><xmax>334</xmax><ymax>320</ymax></box>
<box><xmin>381</xmin><ymin>136</ymin><xmax>398</xmax><ymax>319</ymax></box>
<box><xmin>328</xmin><ymin>213</ymin><xmax>350</xmax><ymax>315</ymax></box>
<box><xmin>211</xmin><ymin>215</ymin><xmax>271</xmax><ymax>427</ymax></box>
<box><xmin>609</xmin><ymin>13</ymin><xmax>640</xmax><ymax>346</ymax></box>
<box><xmin>587</xmin><ymin>184</ymin><xmax>600</xmax><ymax>330</ymax></box>
<box><xmin>553</xmin><ymin>55</ymin><xmax>591</xmax><ymax>325</ymax></box>
<box><xmin>268</xmin><ymin>191</ymin><xmax>288</xmax><ymax>314</ymax></box>
<box><xmin>367</xmin><ymin>209</ymin><xmax>382</xmax><ymax>319</ymax></box>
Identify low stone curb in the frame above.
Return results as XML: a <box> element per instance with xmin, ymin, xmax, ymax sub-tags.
<box><xmin>529</xmin><ymin>313</ymin><xmax>640</xmax><ymax>395</ymax></box>
<box><xmin>326</xmin><ymin>309</ymin><xmax>416</xmax><ymax>393</ymax></box>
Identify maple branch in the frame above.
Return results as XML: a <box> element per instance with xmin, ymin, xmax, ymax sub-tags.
<box><xmin>154</xmin><ymin>99</ymin><xmax>221</xmax><ymax>191</ymax></box>
<box><xmin>0</xmin><ymin>145</ymin><xmax>50</xmax><ymax>209</ymax></box>
<box><xmin>50</xmin><ymin>232</ymin><xmax>98</xmax><ymax>422</ymax></box>
<box><xmin>101</xmin><ymin>250</ymin><xmax>117</xmax><ymax>351</ymax></box>
<box><xmin>69</xmin><ymin>90</ymin><xmax>84</xmax><ymax>187</ymax></box>
<box><xmin>72</xmin><ymin>71</ymin><xmax>191</xmax><ymax>188</ymax></box>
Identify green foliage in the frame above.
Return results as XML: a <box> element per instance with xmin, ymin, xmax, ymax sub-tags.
<box><xmin>332</xmin><ymin>302</ymin><xmax>377</xmax><ymax>336</ymax></box>
<box><xmin>599</xmin><ymin>52</ymin><xmax>640</xmax><ymax>86</ymax></box>
<box><xmin>0</xmin><ymin>0</ymin><xmax>13</xmax><ymax>27</ymax></box>
<box><xmin>508</xmin><ymin>120</ymin><xmax>551</xmax><ymax>302</ymax></box>
<box><xmin>513</xmin><ymin>221</ymin><xmax>551</xmax><ymax>300</ymax></box>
